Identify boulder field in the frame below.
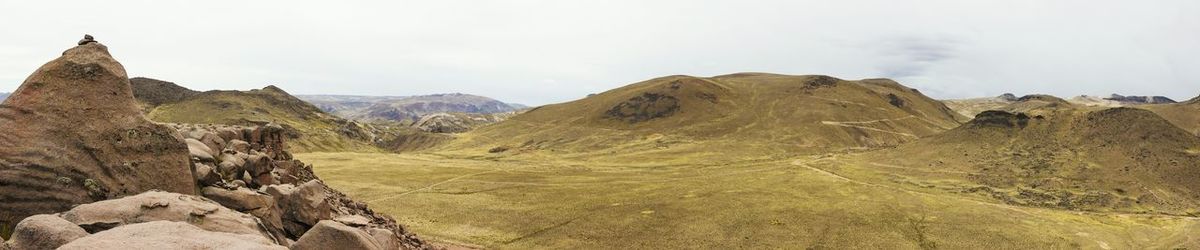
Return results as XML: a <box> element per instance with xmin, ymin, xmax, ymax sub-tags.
<box><xmin>0</xmin><ymin>37</ymin><xmax>430</xmax><ymax>249</ymax></box>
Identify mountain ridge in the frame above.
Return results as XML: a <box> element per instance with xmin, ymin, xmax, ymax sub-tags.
<box><xmin>298</xmin><ymin>93</ymin><xmax>524</xmax><ymax>123</ymax></box>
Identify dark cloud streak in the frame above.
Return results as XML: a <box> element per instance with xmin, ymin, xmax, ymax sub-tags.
<box><xmin>872</xmin><ymin>37</ymin><xmax>960</xmax><ymax>79</ymax></box>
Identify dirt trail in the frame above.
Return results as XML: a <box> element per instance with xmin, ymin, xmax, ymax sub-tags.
<box><xmin>820</xmin><ymin>121</ymin><xmax>919</xmax><ymax>138</ymax></box>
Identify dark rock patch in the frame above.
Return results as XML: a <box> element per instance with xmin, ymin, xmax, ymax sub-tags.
<box><xmin>606</xmin><ymin>93</ymin><xmax>681</xmax><ymax>123</ymax></box>
<box><xmin>968</xmin><ymin>110</ymin><xmax>1036</xmax><ymax>129</ymax></box>
<box><xmin>801</xmin><ymin>75</ymin><xmax>840</xmax><ymax>90</ymax></box>
<box><xmin>886</xmin><ymin>93</ymin><xmax>906</xmax><ymax>108</ymax></box>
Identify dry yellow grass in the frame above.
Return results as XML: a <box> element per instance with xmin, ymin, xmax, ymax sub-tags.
<box><xmin>302</xmin><ymin>151</ymin><xmax>1200</xmax><ymax>249</ymax></box>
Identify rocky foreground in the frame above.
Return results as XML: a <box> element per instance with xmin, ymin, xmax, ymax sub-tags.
<box><xmin>0</xmin><ymin>38</ymin><xmax>430</xmax><ymax>249</ymax></box>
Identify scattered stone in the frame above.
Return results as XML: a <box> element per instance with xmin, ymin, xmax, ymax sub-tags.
<box><xmin>77</xmin><ymin>34</ymin><xmax>96</xmax><ymax>45</ymax></box>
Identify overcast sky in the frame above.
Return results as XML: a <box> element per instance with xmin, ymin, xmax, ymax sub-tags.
<box><xmin>1</xmin><ymin>0</ymin><xmax>1197</xmax><ymax>105</ymax></box>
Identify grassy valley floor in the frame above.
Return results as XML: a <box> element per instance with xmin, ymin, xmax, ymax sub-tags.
<box><xmin>300</xmin><ymin>152</ymin><xmax>1200</xmax><ymax>249</ymax></box>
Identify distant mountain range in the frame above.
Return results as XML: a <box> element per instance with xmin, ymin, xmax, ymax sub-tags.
<box><xmin>297</xmin><ymin>93</ymin><xmax>527</xmax><ymax>123</ymax></box>
<box><xmin>0</xmin><ymin>92</ymin><xmax>8</xmax><ymax>102</ymax></box>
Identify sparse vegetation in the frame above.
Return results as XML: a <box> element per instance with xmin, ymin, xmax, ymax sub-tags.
<box><xmin>298</xmin><ymin>77</ymin><xmax>1200</xmax><ymax>248</ymax></box>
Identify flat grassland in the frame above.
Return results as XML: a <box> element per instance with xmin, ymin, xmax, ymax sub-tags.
<box><xmin>300</xmin><ymin>152</ymin><xmax>1200</xmax><ymax>249</ymax></box>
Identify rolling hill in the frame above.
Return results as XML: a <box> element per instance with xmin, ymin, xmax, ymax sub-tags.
<box><xmin>139</xmin><ymin>82</ymin><xmax>386</xmax><ymax>152</ymax></box>
<box><xmin>846</xmin><ymin>99</ymin><xmax>1200</xmax><ymax>215</ymax></box>
<box><xmin>1139</xmin><ymin>95</ymin><xmax>1200</xmax><ymax>137</ymax></box>
<box><xmin>303</xmin><ymin>88</ymin><xmax>1200</xmax><ymax>248</ymax></box>
<box><xmin>946</xmin><ymin>93</ymin><xmax>1182</xmax><ymax>118</ymax></box>
<box><xmin>129</xmin><ymin>77</ymin><xmax>199</xmax><ymax>109</ymax></box>
<box><xmin>438</xmin><ymin>73</ymin><xmax>965</xmax><ymax>162</ymax></box>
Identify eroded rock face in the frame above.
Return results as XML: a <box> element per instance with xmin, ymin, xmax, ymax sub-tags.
<box><xmin>58</xmin><ymin>221</ymin><xmax>287</xmax><ymax>250</ymax></box>
<box><xmin>3</xmin><ymin>39</ymin><xmax>430</xmax><ymax>249</ymax></box>
<box><xmin>57</xmin><ymin>191</ymin><xmax>282</xmax><ymax>243</ymax></box>
<box><xmin>7</xmin><ymin>214</ymin><xmax>90</xmax><ymax>250</ymax></box>
<box><xmin>0</xmin><ymin>42</ymin><xmax>194</xmax><ymax>231</ymax></box>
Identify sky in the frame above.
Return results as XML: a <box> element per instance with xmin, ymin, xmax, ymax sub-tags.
<box><xmin>1</xmin><ymin>0</ymin><xmax>1197</xmax><ymax>105</ymax></box>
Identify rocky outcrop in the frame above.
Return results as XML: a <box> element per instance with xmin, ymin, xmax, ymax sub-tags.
<box><xmin>6</xmin><ymin>214</ymin><xmax>89</xmax><ymax>250</ymax></box>
<box><xmin>412</xmin><ymin>113</ymin><xmax>473</xmax><ymax>133</ymax></box>
<box><xmin>2</xmin><ymin>37</ymin><xmax>431</xmax><ymax>249</ymax></box>
<box><xmin>58</xmin><ymin>221</ymin><xmax>287</xmax><ymax>250</ymax></box>
<box><xmin>291</xmin><ymin>220</ymin><xmax>384</xmax><ymax>250</ymax></box>
<box><xmin>997</xmin><ymin>93</ymin><xmax>1018</xmax><ymax>101</ymax></box>
<box><xmin>1104</xmin><ymin>94</ymin><xmax>1176</xmax><ymax>104</ymax></box>
<box><xmin>0</xmin><ymin>39</ymin><xmax>194</xmax><ymax>231</ymax></box>
<box><xmin>1016</xmin><ymin>94</ymin><xmax>1068</xmax><ymax>103</ymax></box>
<box><xmin>57</xmin><ymin>191</ymin><xmax>281</xmax><ymax>242</ymax></box>
<box><xmin>966</xmin><ymin>110</ymin><xmax>1040</xmax><ymax>129</ymax></box>
<box><xmin>173</xmin><ymin>122</ymin><xmax>427</xmax><ymax>248</ymax></box>
<box><xmin>606</xmin><ymin>93</ymin><xmax>681</xmax><ymax>123</ymax></box>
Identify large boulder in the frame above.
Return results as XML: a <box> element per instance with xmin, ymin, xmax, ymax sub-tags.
<box><xmin>6</xmin><ymin>214</ymin><xmax>90</xmax><ymax>250</ymax></box>
<box><xmin>0</xmin><ymin>39</ymin><xmax>195</xmax><ymax>231</ymax></box>
<box><xmin>56</xmin><ymin>191</ymin><xmax>281</xmax><ymax>243</ymax></box>
<box><xmin>264</xmin><ymin>180</ymin><xmax>334</xmax><ymax>237</ymax></box>
<box><xmin>186</xmin><ymin>138</ymin><xmax>216</xmax><ymax>163</ymax></box>
<box><xmin>201</xmin><ymin>186</ymin><xmax>287</xmax><ymax>239</ymax></box>
<box><xmin>290</xmin><ymin>220</ymin><xmax>383</xmax><ymax>250</ymax></box>
<box><xmin>58</xmin><ymin>221</ymin><xmax>287</xmax><ymax>250</ymax></box>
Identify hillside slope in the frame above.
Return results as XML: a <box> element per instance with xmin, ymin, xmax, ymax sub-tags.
<box><xmin>145</xmin><ymin>86</ymin><xmax>383</xmax><ymax>152</ymax></box>
<box><xmin>1139</xmin><ymin>96</ymin><xmax>1200</xmax><ymax>137</ymax></box>
<box><xmin>129</xmin><ymin>77</ymin><xmax>198</xmax><ymax>109</ymax></box>
<box><xmin>441</xmin><ymin>73</ymin><xmax>964</xmax><ymax>161</ymax></box>
<box><xmin>850</xmin><ymin>104</ymin><xmax>1200</xmax><ymax>214</ymax></box>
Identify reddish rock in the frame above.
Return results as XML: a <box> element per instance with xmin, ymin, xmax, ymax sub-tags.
<box><xmin>0</xmin><ymin>41</ymin><xmax>194</xmax><ymax>231</ymax></box>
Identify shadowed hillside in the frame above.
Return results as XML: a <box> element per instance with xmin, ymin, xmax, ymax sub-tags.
<box><xmin>129</xmin><ymin>77</ymin><xmax>198</xmax><ymax>109</ymax></box>
<box><xmin>439</xmin><ymin>73</ymin><xmax>964</xmax><ymax>162</ymax></box>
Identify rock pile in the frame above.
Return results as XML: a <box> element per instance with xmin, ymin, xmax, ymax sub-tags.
<box><xmin>0</xmin><ymin>37</ymin><xmax>430</xmax><ymax>249</ymax></box>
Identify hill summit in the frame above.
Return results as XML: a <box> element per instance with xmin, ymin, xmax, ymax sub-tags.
<box><xmin>142</xmin><ymin>82</ymin><xmax>388</xmax><ymax>152</ymax></box>
<box><xmin>442</xmin><ymin>73</ymin><xmax>964</xmax><ymax>160</ymax></box>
